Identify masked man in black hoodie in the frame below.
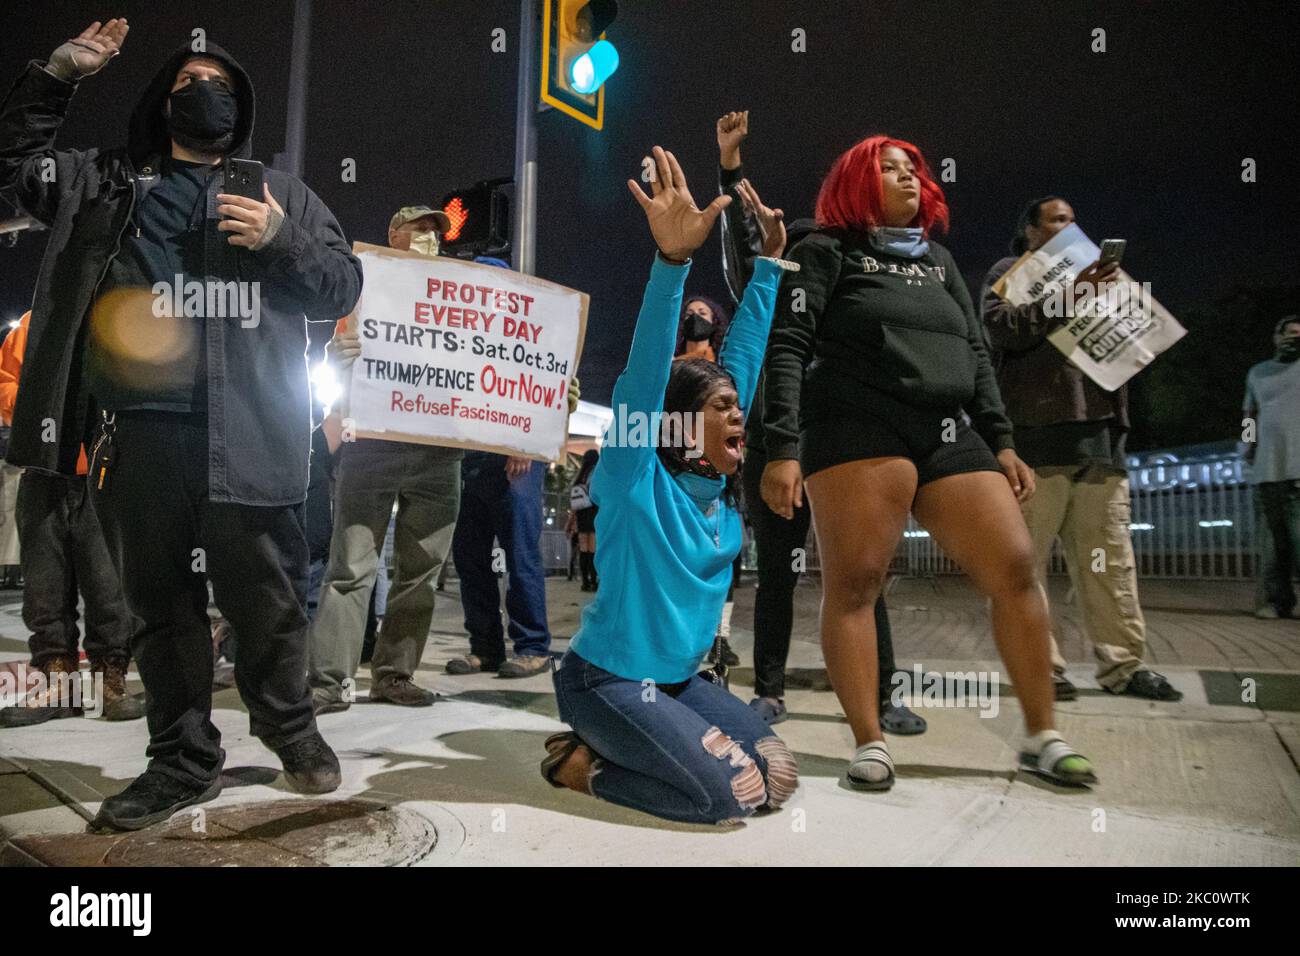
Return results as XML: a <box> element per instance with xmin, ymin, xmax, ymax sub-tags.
<box><xmin>0</xmin><ymin>20</ymin><xmax>364</xmax><ymax>830</ymax></box>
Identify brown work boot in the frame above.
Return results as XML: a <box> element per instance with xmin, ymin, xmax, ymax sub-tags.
<box><xmin>0</xmin><ymin>654</ymin><xmax>83</xmax><ymax>728</ymax></box>
<box><xmin>369</xmin><ymin>674</ymin><xmax>438</xmax><ymax>706</ymax></box>
<box><xmin>92</xmin><ymin>658</ymin><xmax>145</xmax><ymax>721</ymax></box>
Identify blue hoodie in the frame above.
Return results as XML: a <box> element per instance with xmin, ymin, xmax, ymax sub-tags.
<box><xmin>569</xmin><ymin>255</ymin><xmax>783</xmax><ymax>684</ymax></box>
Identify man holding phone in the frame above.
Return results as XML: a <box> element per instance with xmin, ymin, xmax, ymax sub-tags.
<box><xmin>0</xmin><ymin>20</ymin><xmax>364</xmax><ymax>830</ymax></box>
<box><xmin>979</xmin><ymin>197</ymin><xmax>1181</xmax><ymax>702</ymax></box>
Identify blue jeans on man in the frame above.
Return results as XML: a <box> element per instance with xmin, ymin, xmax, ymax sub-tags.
<box><xmin>452</xmin><ymin>452</ymin><xmax>551</xmax><ymax>667</ymax></box>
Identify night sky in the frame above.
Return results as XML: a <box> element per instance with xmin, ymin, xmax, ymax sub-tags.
<box><xmin>3</xmin><ymin>1</ymin><xmax>1297</xmax><ymax>429</ymax></box>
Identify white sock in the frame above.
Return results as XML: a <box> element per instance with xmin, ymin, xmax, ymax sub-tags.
<box><xmin>849</xmin><ymin>740</ymin><xmax>893</xmax><ymax>783</ymax></box>
<box><xmin>1024</xmin><ymin>729</ymin><xmax>1063</xmax><ymax>755</ymax></box>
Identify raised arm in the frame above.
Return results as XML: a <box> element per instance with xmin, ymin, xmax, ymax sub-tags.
<box><xmin>0</xmin><ymin>20</ymin><xmax>129</xmax><ymax>224</ymax></box>
<box><xmin>598</xmin><ymin>146</ymin><xmax>731</xmax><ymax>489</ymax></box>
<box><xmin>717</xmin><ymin>178</ymin><xmax>788</xmax><ymax>414</ymax></box>
<box><xmin>716</xmin><ymin>110</ymin><xmax>763</xmax><ymax>304</ymax></box>
<box><xmin>720</xmin><ymin>258</ymin><xmax>783</xmax><ymax>415</ymax></box>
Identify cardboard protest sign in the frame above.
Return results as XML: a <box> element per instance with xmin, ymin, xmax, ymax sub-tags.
<box><xmin>992</xmin><ymin>223</ymin><xmax>1185</xmax><ymax>391</ymax></box>
<box><xmin>343</xmin><ymin>243</ymin><xmax>588</xmax><ymax>461</ymax></box>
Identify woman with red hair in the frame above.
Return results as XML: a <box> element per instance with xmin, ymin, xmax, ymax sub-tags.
<box><xmin>760</xmin><ymin>135</ymin><xmax>1096</xmax><ymax>790</ymax></box>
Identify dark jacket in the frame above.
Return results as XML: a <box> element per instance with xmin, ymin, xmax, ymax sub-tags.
<box><xmin>979</xmin><ymin>255</ymin><xmax>1128</xmax><ymax>429</ymax></box>
<box><xmin>717</xmin><ymin>162</ymin><xmax>817</xmax><ymax>457</ymax></box>
<box><xmin>762</xmin><ymin>228</ymin><xmax>1015</xmax><ymax>462</ymax></box>
<box><xmin>0</xmin><ymin>44</ymin><xmax>362</xmax><ymax>505</ymax></box>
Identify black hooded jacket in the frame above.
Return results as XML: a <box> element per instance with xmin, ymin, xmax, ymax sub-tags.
<box><xmin>0</xmin><ymin>43</ymin><xmax>362</xmax><ymax>505</ymax></box>
<box><xmin>716</xmin><ymin>160</ymin><xmax>817</xmax><ymax>457</ymax></box>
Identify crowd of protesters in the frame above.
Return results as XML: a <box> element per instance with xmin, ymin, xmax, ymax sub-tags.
<box><xmin>0</xmin><ymin>18</ymin><xmax>1294</xmax><ymax>830</ymax></box>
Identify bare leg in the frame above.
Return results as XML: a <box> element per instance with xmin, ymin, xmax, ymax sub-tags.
<box><xmin>913</xmin><ymin>471</ymin><xmax>1054</xmax><ymax>735</ymax></box>
<box><xmin>804</xmin><ymin>458</ymin><xmax>916</xmax><ymax>747</ymax></box>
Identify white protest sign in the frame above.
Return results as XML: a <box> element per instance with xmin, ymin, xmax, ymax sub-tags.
<box><xmin>992</xmin><ymin>223</ymin><xmax>1185</xmax><ymax>391</ymax></box>
<box><xmin>344</xmin><ymin>243</ymin><xmax>588</xmax><ymax>460</ymax></box>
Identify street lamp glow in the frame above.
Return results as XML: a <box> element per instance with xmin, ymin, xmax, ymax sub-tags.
<box><xmin>570</xmin><ymin>40</ymin><xmax>619</xmax><ymax>94</ymax></box>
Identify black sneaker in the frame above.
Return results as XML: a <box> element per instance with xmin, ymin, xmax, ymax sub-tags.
<box><xmin>706</xmin><ymin>638</ymin><xmax>740</xmax><ymax>668</ymax></box>
<box><xmin>1112</xmin><ymin>670</ymin><xmax>1183</xmax><ymax>702</ymax></box>
<box><xmin>1053</xmin><ymin>674</ymin><xmax>1079</xmax><ymax>701</ymax></box>
<box><xmin>91</xmin><ymin>770</ymin><xmax>221</xmax><ymax>832</ymax></box>
<box><xmin>274</xmin><ymin>731</ymin><xmax>342</xmax><ymax>794</ymax></box>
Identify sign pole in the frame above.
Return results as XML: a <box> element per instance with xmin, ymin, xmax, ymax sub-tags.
<box><xmin>513</xmin><ymin>0</ymin><xmax>539</xmax><ymax>276</ymax></box>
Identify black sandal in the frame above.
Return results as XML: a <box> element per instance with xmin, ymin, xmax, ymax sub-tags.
<box><xmin>540</xmin><ymin>732</ymin><xmax>584</xmax><ymax>788</ymax></box>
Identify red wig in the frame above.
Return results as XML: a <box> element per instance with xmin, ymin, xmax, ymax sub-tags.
<box><xmin>815</xmin><ymin>135</ymin><xmax>950</xmax><ymax>236</ymax></box>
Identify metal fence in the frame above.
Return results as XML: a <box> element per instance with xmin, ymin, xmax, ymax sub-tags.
<box><xmin>538</xmin><ymin>442</ymin><xmax>1262</xmax><ymax>581</ymax></box>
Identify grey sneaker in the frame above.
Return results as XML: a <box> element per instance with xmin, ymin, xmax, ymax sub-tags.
<box><xmin>369</xmin><ymin>675</ymin><xmax>437</xmax><ymax>706</ymax></box>
<box><xmin>445</xmin><ymin>654</ymin><xmax>501</xmax><ymax>675</ymax></box>
<box><xmin>498</xmin><ymin>654</ymin><xmax>551</xmax><ymax>679</ymax></box>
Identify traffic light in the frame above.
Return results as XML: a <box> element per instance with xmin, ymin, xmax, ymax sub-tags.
<box><xmin>540</xmin><ymin>0</ymin><xmax>619</xmax><ymax>130</ymax></box>
<box><xmin>440</xmin><ymin>180</ymin><xmax>511</xmax><ymax>258</ymax></box>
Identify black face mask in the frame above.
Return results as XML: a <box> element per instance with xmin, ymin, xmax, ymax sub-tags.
<box><xmin>166</xmin><ymin>79</ymin><xmax>238</xmax><ymax>153</ymax></box>
<box><xmin>1277</xmin><ymin>339</ymin><xmax>1300</xmax><ymax>362</ymax></box>
<box><xmin>684</xmin><ymin>314</ymin><xmax>714</xmax><ymax>342</ymax></box>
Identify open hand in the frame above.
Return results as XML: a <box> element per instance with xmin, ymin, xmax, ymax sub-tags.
<box><xmin>735</xmin><ymin>178</ymin><xmax>786</xmax><ymax>259</ymax></box>
<box><xmin>49</xmin><ymin>19</ymin><xmax>129</xmax><ymax>79</ymax></box>
<box><xmin>627</xmin><ymin>146</ymin><xmax>731</xmax><ymax>262</ymax></box>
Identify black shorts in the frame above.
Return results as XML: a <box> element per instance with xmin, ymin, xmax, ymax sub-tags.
<box><xmin>575</xmin><ymin>506</ymin><xmax>598</xmax><ymax>534</ymax></box>
<box><xmin>800</xmin><ymin>387</ymin><xmax>1002</xmax><ymax>487</ymax></box>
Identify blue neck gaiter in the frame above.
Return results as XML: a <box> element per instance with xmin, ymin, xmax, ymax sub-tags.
<box><xmin>673</xmin><ymin>470</ymin><xmax>725</xmax><ymax>513</ymax></box>
<box><xmin>869</xmin><ymin>226</ymin><xmax>929</xmax><ymax>259</ymax></box>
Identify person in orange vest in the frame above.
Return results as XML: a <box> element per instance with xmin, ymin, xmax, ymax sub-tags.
<box><xmin>0</xmin><ymin>313</ymin><xmax>142</xmax><ymax>726</ymax></box>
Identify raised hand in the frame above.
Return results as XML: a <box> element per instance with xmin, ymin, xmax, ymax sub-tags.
<box><xmin>735</xmin><ymin>178</ymin><xmax>786</xmax><ymax>259</ymax></box>
<box><xmin>716</xmin><ymin>110</ymin><xmax>748</xmax><ymax>170</ymax></box>
<box><xmin>48</xmin><ymin>19</ymin><xmax>129</xmax><ymax>80</ymax></box>
<box><xmin>626</xmin><ymin>146</ymin><xmax>731</xmax><ymax>262</ymax></box>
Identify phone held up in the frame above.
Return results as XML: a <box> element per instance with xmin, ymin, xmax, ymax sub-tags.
<box><xmin>1097</xmin><ymin>238</ymin><xmax>1126</xmax><ymax>270</ymax></box>
<box><xmin>223</xmin><ymin>158</ymin><xmax>265</xmax><ymax>203</ymax></box>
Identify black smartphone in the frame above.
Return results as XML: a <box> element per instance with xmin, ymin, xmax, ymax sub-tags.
<box><xmin>1098</xmin><ymin>238</ymin><xmax>1126</xmax><ymax>269</ymax></box>
<box><xmin>223</xmin><ymin>158</ymin><xmax>265</xmax><ymax>202</ymax></box>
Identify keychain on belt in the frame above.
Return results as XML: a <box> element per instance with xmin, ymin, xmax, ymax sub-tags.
<box><xmin>91</xmin><ymin>411</ymin><xmax>117</xmax><ymax>492</ymax></box>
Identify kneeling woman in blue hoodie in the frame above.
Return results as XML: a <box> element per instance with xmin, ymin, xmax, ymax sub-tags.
<box><xmin>543</xmin><ymin>148</ymin><xmax>799</xmax><ymax>825</ymax></box>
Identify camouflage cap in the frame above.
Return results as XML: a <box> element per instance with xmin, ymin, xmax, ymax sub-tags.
<box><xmin>389</xmin><ymin>205</ymin><xmax>451</xmax><ymax>233</ymax></box>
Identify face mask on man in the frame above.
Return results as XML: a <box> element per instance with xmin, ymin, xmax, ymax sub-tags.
<box><xmin>684</xmin><ymin>313</ymin><xmax>713</xmax><ymax>342</ymax></box>
<box><xmin>408</xmin><ymin>231</ymin><xmax>441</xmax><ymax>256</ymax></box>
<box><xmin>166</xmin><ymin>79</ymin><xmax>238</xmax><ymax>152</ymax></box>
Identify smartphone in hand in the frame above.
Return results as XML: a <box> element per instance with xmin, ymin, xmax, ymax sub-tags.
<box><xmin>223</xmin><ymin>158</ymin><xmax>265</xmax><ymax>202</ymax></box>
<box><xmin>1097</xmin><ymin>238</ymin><xmax>1126</xmax><ymax>270</ymax></box>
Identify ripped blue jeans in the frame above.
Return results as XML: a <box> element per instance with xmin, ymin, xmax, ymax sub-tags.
<box><xmin>553</xmin><ymin>650</ymin><xmax>798</xmax><ymax>825</ymax></box>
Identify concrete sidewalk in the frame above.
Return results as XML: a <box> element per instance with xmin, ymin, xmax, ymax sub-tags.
<box><xmin>1</xmin><ymin>577</ymin><xmax>1297</xmax><ymax>866</ymax></box>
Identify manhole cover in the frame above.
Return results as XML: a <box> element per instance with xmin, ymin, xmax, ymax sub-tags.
<box><xmin>103</xmin><ymin>799</ymin><xmax>436</xmax><ymax>867</ymax></box>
